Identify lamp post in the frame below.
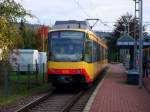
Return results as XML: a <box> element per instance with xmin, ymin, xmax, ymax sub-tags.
<box><xmin>139</xmin><ymin>0</ymin><xmax>143</xmax><ymax>88</ymax></box>
<box><xmin>132</xmin><ymin>0</ymin><xmax>143</xmax><ymax>87</ymax></box>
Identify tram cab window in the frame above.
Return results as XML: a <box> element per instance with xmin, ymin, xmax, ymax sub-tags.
<box><xmin>49</xmin><ymin>31</ymin><xmax>84</xmax><ymax>62</ymax></box>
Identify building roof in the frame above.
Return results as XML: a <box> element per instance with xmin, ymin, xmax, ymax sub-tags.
<box><xmin>117</xmin><ymin>33</ymin><xmax>150</xmax><ymax>47</ymax></box>
<box><xmin>117</xmin><ymin>33</ymin><xmax>134</xmax><ymax>42</ymax></box>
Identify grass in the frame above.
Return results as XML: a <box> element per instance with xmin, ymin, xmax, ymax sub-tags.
<box><xmin>9</xmin><ymin>72</ymin><xmax>44</xmax><ymax>83</ymax></box>
<box><xmin>0</xmin><ymin>83</ymin><xmax>50</xmax><ymax>106</ymax></box>
<box><xmin>0</xmin><ymin>72</ymin><xmax>49</xmax><ymax>106</ymax></box>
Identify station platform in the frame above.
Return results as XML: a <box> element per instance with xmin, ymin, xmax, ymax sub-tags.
<box><xmin>83</xmin><ymin>64</ymin><xmax>150</xmax><ymax>112</ymax></box>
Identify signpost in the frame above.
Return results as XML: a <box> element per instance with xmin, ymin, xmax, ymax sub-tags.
<box><xmin>38</xmin><ymin>26</ymin><xmax>49</xmax><ymax>51</ymax></box>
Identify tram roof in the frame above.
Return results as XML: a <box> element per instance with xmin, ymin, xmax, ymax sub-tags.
<box><xmin>55</xmin><ymin>20</ymin><xmax>87</xmax><ymax>25</ymax></box>
<box><xmin>52</xmin><ymin>20</ymin><xmax>90</xmax><ymax>30</ymax></box>
<box><xmin>49</xmin><ymin>28</ymin><xmax>88</xmax><ymax>33</ymax></box>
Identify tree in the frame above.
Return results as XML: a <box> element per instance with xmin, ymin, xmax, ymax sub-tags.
<box><xmin>107</xmin><ymin>13</ymin><xmax>149</xmax><ymax>62</ymax></box>
<box><xmin>37</xmin><ymin>26</ymin><xmax>49</xmax><ymax>52</ymax></box>
<box><xmin>0</xmin><ymin>0</ymin><xmax>31</xmax><ymax>82</ymax></box>
<box><xmin>0</xmin><ymin>0</ymin><xmax>31</xmax><ymax>22</ymax></box>
<box><xmin>20</xmin><ymin>25</ymin><xmax>40</xmax><ymax>49</ymax></box>
<box><xmin>0</xmin><ymin>0</ymin><xmax>30</xmax><ymax>61</ymax></box>
<box><xmin>0</xmin><ymin>17</ymin><xmax>21</xmax><ymax>61</ymax></box>
<box><xmin>18</xmin><ymin>23</ymin><xmax>50</xmax><ymax>52</ymax></box>
<box><xmin>107</xmin><ymin>13</ymin><xmax>136</xmax><ymax>61</ymax></box>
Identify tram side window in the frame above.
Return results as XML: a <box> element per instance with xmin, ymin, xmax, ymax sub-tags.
<box><xmin>97</xmin><ymin>43</ymin><xmax>100</xmax><ymax>61</ymax></box>
<box><xmin>92</xmin><ymin>41</ymin><xmax>98</xmax><ymax>62</ymax></box>
<box><xmin>100</xmin><ymin>46</ymin><xmax>103</xmax><ymax>60</ymax></box>
<box><xmin>104</xmin><ymin>48</ymin><xmax>106</xmax><ymax>60</ymax></box>
<box><xmin>103</xmin><ymin>48</ymin><xmax>105</xmax><ymax>60</ymax></box>
<box><xmin>84</xmin><ymin>40</ymin><xmax>93</xmax><ymax>62</ymax></box>
<box><xmin>102</xmin><ymin>47</ymin><xmax>104</xmax><ymax>60</ymax></box>
<box><xmin>105</xmin><ymin>49</ymin><xmax>108</xmax><ymax>59</ymax></box>
<box><xmin>149</xmin><ymin>49</ymin><xmax>150</xmax><ymax>58</ymax></box>
<box><xmin>103</xmin><ymin>47</ymin><xmax>105</xmax><ymax>60</ymax></box>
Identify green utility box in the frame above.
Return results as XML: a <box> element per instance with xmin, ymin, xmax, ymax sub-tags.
<box><xmin>127</xmin><ymin>70</ymin><xmax>139</xmax><ymax>85</ymax></box>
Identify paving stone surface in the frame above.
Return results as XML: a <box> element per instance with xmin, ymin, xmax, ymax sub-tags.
<box><xmin>90</xmin><ymin>64</ymin><xmax>150</xmax><ymax>112</ymax></box>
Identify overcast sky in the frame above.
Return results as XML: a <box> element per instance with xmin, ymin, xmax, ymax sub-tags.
<box><xmin>15</xmin><ymin>0</ymin><xmax>150</xmax><ymax>32</ymax></box>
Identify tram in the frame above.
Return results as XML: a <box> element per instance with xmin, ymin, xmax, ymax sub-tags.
<box><xmin>47</xmin><ymin>20</ymin><xmax>108</xmax><ymax>87</ymax></box>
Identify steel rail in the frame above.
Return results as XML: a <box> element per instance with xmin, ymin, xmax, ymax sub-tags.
<box><xmin>60</xmin><ymin>91</ymin><xmax>84</xmax><ymax>112</ymax></box>
<box><xmin>15</xmin><ymin>90</ymin><xmax>54</xmax><ymax>112</ymax></box>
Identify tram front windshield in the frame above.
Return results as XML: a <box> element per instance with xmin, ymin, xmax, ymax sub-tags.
<box><xmin>49</xmin><ymin>31</ymin><xmax>84</xmax><ymax>62</ymax></box>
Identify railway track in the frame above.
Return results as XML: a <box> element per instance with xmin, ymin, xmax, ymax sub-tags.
<box><xmin>16</xmin><ymin>68</ymin><xmax>108</xmax><ymax>112</ymax></box>
<box><xmin>16</xmin><ymin>90</ymin><xmax>84</xmax><ymax>112</ymax></box>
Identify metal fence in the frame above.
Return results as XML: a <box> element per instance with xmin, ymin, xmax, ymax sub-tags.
<box><xmin>0</xmin><ymin>63</ymin><xmax>47</xmax><ymax>98</ymax></box>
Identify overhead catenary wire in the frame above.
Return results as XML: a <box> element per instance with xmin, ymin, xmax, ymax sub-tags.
<box><xmin>73</xmin><ymin>0</ymin><xmax>91</xmax><ymax>18</ymax></box>
<box><xmin>73</xmin><ymin>0</ymin><xmax>150</xmax><ymax>33</ymax></box>
<box><xmin>73</xmin><ymin>0</ymin><xmax>106</xmax><ymax>28</ymax></box>
<box><xmin>73</xmin><ymin>0</ymin><xmax>123</xmax><ymax>31</ymax></box>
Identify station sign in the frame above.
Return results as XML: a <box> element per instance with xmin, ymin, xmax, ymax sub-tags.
<box><xmin>117</xmin><ymin>41</ymin><xmax>150</xmax><ymax>46</ymax></box>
